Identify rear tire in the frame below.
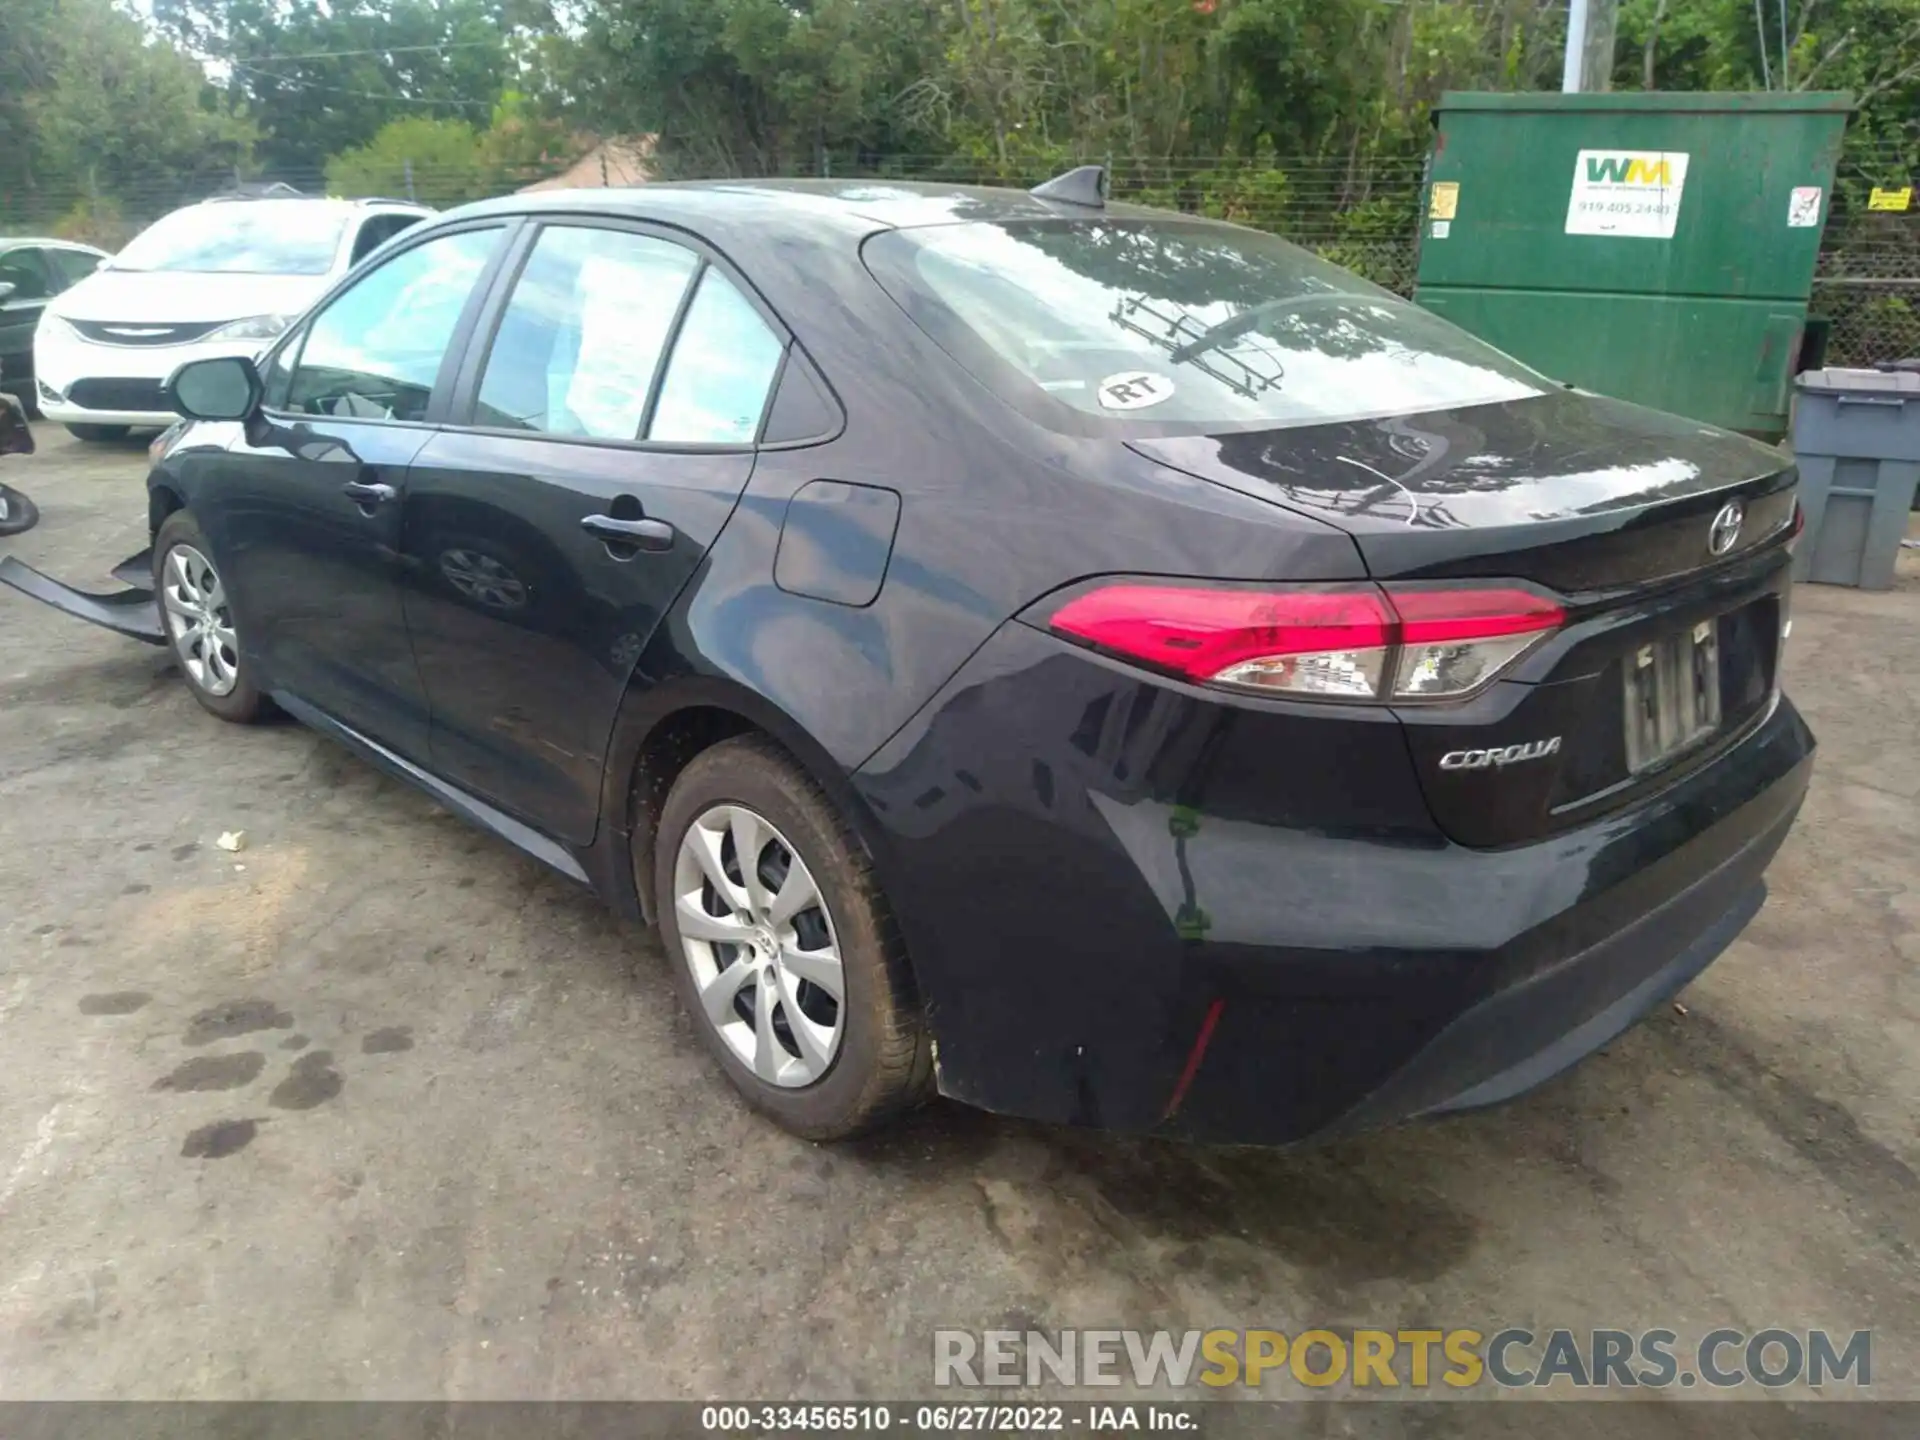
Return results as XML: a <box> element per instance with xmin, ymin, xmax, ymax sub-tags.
<box><xmin>66</xmin><ymin>423</ymin><xmax>130</xmax><ymax>443</ymax></box>
<box><xmin>653</xmin><ymin>735</ymin><xmax>932</xmax><ymax>1140</ymax></box>
<box><xmin>153</xmin><ymin>510</ymin><xmax>268</xmax><ymax>723</ymax></box>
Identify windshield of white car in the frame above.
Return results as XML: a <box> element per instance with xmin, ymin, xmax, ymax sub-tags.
<box><xmin>110</xmin><ymin>203</ymin><xmax>347</xmax><ymax>276</ymax></box>
<box><xmin>864</xmin><ymin>218</ymin><xmax>1547</xmax><ymax>433</ymax></box>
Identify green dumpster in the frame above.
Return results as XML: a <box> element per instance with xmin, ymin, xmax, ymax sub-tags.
<box><xmin>1414</xmin><ymin>90</ymin><xmax>1852</xmax><ymax>441</ymax></box>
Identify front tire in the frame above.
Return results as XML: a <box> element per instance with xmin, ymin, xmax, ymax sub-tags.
<box><xmin>65</xmin><ymin>423</ymin><xmax>130</xmax><ymax>443</ymax></box>
<box><xmin>653</xmin><ymin>736</ymin><xmax>932</xmax><ymax>1140</ymax></box>
<box><xmin>154</xmin><ymin>510</ymin><xmax>267</xmax><ymax>723</ymax></box>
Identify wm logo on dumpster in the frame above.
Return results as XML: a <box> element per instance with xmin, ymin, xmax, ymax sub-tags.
<box><xmin>1566</xmin><ymin>148</ymin><xmax>1691</xmax><ymax>239</ymax></box>
<box><xmin>1584</xmin><ymin>155</ymin><xmax>1675</xmax><ymax>186</ymax></box>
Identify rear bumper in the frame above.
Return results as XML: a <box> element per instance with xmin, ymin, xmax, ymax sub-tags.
<box><xmin>855</xmin><ymin>622</ymin><xmax>1813</xmax><ymax>1146</ymax></box>
<box><xmin>1298</xmin><ymin>772</ymin><xmax>1791</xmax><ymax>1138</ymax></box>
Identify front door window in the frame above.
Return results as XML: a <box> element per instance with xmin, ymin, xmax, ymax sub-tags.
<box><xmin>286</xmin><ymin>227</ymin><xmax>501</xmax><ymax>423</ymax></box>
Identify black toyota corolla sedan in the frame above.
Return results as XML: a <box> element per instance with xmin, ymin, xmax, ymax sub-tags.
<box><xmin>0</xmin><ymin>172</ymin><xmax>1814</xmax><ymax>1145</ymax></box>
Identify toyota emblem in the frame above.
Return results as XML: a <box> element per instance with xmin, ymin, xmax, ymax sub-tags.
<box><xmin>1708</xmin><ymin>500</ymin><xmax>1745</xmax><ymax>557</ymax></box>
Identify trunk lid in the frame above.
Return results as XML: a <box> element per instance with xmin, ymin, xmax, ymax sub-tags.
<box><xmin>1126</xmin><ymin>388</ymin><xmax>1796</xmax><ymax>591</ymax></box>
<box><xmin>1130</xmin><ymin>390</ymin><xmax>1799</xmax><ymax>847</ymax></box>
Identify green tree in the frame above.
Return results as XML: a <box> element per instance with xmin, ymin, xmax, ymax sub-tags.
<box><xmin>560</xmin><ymin>0</ymin><xmax>1589</xmax><ymax>179</ymax></box>
<box><xmin>0</xmin><ymin>0</ymin><xmax>63</xmax><ymax>200</ymax></box>
<box><xmin>326</xmin><ymin>115</ymin><xmax>490</xmax><ymax>203</ymax></box>
<box><xmin>565</xmin><ymin>0</ymin><xmax>948</xmax><ymax>175</ymax></box>
<box><xmin>0</xmin><ymin>0</ymin><xmax>255</xmax><ymax>233</ymax></box>
<box><xmin>153</xmin><ymin>0</ymin><xmax>548</xmax><ymax>174</ymax></box>
<box><xmin>1616</xmin><ymin>0</ymin><xmax>1920</xmax><ymax>181</ymax></box>
<box><xmin>325</xmin><ymin>96</ymin><xmax>574</xmax><ymax>202</ymax></box>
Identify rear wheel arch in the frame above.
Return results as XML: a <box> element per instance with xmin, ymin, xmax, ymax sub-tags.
<box><xmin>628</xmin><ymin>703</ymin><xmax>760</xmax><ymax>916</ymax></box>
<box><xmin>605</xmin><ymin>677</ymin><xmax>893</xmax><ymax>931</ymax></box>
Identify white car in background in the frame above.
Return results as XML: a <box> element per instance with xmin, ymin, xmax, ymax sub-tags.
<box><xmin>35</xmin><ymin>195</ymin><xmax>433</xmax><ymax>440</ymax></box>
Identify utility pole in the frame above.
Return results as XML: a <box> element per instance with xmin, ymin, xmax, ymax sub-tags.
<box><xmin>1562</xmin><ymin>0</ymin><xmax>1620</xmax><ymax>92</ymax></box>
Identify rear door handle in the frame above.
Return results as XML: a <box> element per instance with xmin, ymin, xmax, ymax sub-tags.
<box><xmin>342</xmin><ymin>480</ymin><xmax>397</xmax><ymax>506</ymax></box>
<box><xmin>581</xmin><ymin>513</ymin><xmax>675</xmax><ymax>552</ymax></box>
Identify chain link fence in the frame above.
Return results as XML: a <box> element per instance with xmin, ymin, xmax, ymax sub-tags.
<box><xmin>4</xmin><ymin>146</ymin><xmax>1914</xmax><ymax>365</ymax></box>
<box><xmin>1813</xmin><ymin>227</ymin><xmax>1920</xmax><ymax>370</ymax></box>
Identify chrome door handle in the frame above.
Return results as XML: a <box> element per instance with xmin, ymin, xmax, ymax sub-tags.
<box><xmin>341</xmin><ymin>480</ymin><xmax>397</xmax><ymax>506</ymax></box>
<box><xmin>581</xmin><ymin>513</ymin><xmax>675</xmax><ymax>552</ymax></box>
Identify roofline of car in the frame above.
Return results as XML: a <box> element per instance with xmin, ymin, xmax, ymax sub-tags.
<box><xmin>434</xmin><ymin>180</ymin><xmax>1212</xmax><ymax>237</ymax></box>
<box><xmin>191</xmin><ymin>195</ymin><xmax>434</xmax><ymax>211</ymax></box>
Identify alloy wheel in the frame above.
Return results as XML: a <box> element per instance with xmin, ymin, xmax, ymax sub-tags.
<box><xmin>161</xmin><ymin>543</ymin><xmax>240</xmax><ymax>697</ymax></box>
<box><xmin>673</xmin><ymin>803</ymin><xmax>846</xmax><ymax>1088</ymax></box>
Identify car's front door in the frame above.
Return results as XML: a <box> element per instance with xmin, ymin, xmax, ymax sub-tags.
<box><xmin>400</xmin><ymin>220</ymin><xmax>789</xmax><ymax>842</ymax></box>
<box><xmin>206</xmin><ymin>222</ymin><xmax>511</xmax><ymax>758</ymax></box>
<box><xmin>0</xmin><ymin>247</ymin><xmax>53</xmax><ymax>379</ymax></box>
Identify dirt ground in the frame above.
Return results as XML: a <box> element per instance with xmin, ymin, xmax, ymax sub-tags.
<box><xmin>0</xmin><ymin>423</ymin><xmax>1915</xmax><ymax>1408</ymax></box>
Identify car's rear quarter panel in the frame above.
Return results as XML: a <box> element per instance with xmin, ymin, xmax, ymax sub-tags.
<box><xmin>667</xmin><ymin>229</ymin><xmax>1368</xmax><ymax>774</ymax></box>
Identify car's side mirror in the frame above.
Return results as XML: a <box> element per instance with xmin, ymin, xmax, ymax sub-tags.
<box><xmin>165</xmin><ymin>355</ymin><xmax>263</xmax><ymax>422</ymax></box>
<box><xmin>0</xmin><ymin>282</ymin><xmax>16</xmax><ymax>305</ymax></box>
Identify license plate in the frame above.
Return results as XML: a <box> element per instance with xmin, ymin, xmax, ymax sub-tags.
<box><xmin>1623</xmin><ymin>620</ymin><xmax>1722</xmax><ymax>772</ymax></box>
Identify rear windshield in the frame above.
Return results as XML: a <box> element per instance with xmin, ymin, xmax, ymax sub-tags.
<box><xmin>112</xmin><ymin>202</ymin><xmax>346</xmax><ymax>276</ymax></box>
<box><xmin>864</xmin><ymin>219</ymin><xmax>1545</xmax><ymax>433</ymax></box>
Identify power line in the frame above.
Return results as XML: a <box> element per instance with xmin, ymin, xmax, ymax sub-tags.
<box><xmin>228</xmin><ymin>60</ymin><xmax>496</xmax><ymax>109</ymax></box>
<box><xmin>236</xmin><ymin>40</ymin><xmax>506</xmax><ymax>65</ymax></box>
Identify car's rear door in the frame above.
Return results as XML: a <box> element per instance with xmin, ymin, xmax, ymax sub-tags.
<box><xmin>400</xmin><ymin>218</ymin><xmax>788</xmax><ymax>842</ymax></box>
<box><xmin>205</xmin><ymin>221</ymin><xmax>513</xmax><ymax>759</ymax></box>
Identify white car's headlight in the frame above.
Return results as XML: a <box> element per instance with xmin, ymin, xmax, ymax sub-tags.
<box><xmin>205</xmin><ymin>314</ymin><xmax>296</xmax><ymax>342</ymax></box>
<box><xmin>36</xmin><ymin>313</ymin><xmax>77</xmax><ymax>341</ymax></box>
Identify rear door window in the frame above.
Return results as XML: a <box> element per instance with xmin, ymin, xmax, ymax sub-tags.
<box><xmin>474</xmin><ymin>225</ymin><xmax>700</xmax><ymax>440</ymax></box>
<box><xmin>648</xmin><ymin>269</ymin><xmax>785</xmax><ymax>444</ymax></box>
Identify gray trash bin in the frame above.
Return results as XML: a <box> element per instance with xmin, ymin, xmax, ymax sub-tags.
<box><xmin>1791</xmin><ymin>367</ymin><xmax>1920</xmax><ymax>589</ymax></box>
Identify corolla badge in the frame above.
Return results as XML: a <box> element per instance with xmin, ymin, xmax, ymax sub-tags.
<box><xmin>1708</xmin><ymin>499</ymin><xmax>1744</xmax><ymax>556</ymax></box>
<box><xmin>1439</xmin><ymin>737</ymin><xmax>1563</xmax><ymax>771</ymax></box>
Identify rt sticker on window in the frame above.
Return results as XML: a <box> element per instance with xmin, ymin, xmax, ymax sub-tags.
<box><xmin>1097</xmin><ymin>372</ymin><xmax>1174</xmax><ymax>410</ymax></box>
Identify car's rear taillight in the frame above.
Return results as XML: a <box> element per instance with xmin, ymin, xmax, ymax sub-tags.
<box><xmin>1045</xmin><ymin>580</ymin><xmax>1565</xmax><ymax>702</ymax></box>
<box><xmin>1384</xmin><ymin>584</ymin><xmax>1564</xmax><ymax>699</ymax></box>
<box><xmin>1045</xmin><ymin>584</ymin><xmax>1394</xmax><ymax>699</ymax></box>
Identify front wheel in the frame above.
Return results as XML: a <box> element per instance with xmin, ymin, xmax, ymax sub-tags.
<box><xmin>65</xmin><ymin>423</ymin><xmax>130</xmax><ymax>443</ymax></box>
<box><xmin>653</xmin><ymin>736</ymin><xmax>932</xmax><ymax>1140</ymax></box>
<box><xmin>154</xmin><ymin>510</ymin><xmax>268</xmax><ymax>723</ymax></box>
